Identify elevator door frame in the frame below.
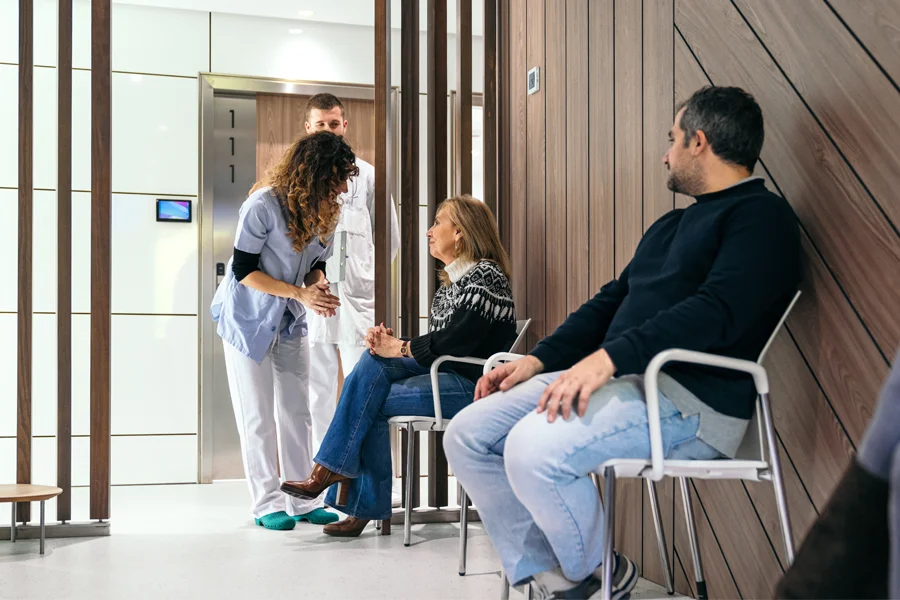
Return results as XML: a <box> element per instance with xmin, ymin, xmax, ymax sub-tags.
<box><xmin>198</xmin><ymin>74</ymin><xmax>400</xmax><ymax>483</ymax></box>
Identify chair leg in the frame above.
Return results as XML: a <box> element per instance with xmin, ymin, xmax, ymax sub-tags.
<box><xmin>380</xmin><ymin>519</ymin><xmax>391</xmax><ymax>536</ymax></box>
<box><xmin>500</xmin><ymin>572</ymin><xmax>510</xmax><ymax>600</ymax></box>
<box><xmin>404</xmin><ymin>427</ymin><xmax>416</xmax><ymax>547</ymax></box>
<box><xmin>601</xmin><ymin>467</ymin><xmax>617</xmax><ymax>600</ymax></box>
<box><xmin>10</xmin><ymin>502</ymin><xmax>16</xmax><ymax>543</ymax></box>
<box><xmin>459</xmin><ymin>486</ymin><xmax>469</xmax><ymax>575</ymax></box>
<box><xmin>525</xmin><ymin>583</ymin><xmax>534</xmax><ymax>600</ymax></box>
<box><xmin>39</xmin><ymin>501</ymin><xmax>45</xmax><ymax>555</ymax></box>
<box><xmin>759</xmin><ymin>392</ymin><xmax>796</xmax><ymax>565</ymax></box>
<box><xmin>679</xmin><ymin>477</ymin><xmax>707</xmax><ymax>600</ymax></box>
<box><xmin>646</xmin><ymin>479</ymin><xmax>675</xmax><ymax>595</ymax></box>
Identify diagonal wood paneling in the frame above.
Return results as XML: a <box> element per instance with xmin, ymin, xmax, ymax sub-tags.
<box><xmin>566</xmin><ymin>0</ymin><xmax>589</xmax><ymax>314</ymax></box>
<box><xmin>525</xmin><ymin>0</ymin><xmax>546</xmax><ymax>347</ymax></box>
<box><xmin>676</xmin><ymin>0</ymin><xmax>900</xmax><ymax>364</ymax></box>
<box><xmin>733</xmin><ymin>0</ymin><xmax>900</xmax><ymax>235</ymax></box>
<box><xmin>588</xmin><ymin>0</ymin><xmax>615</xmax><ymax>293</ymax></box>
<box><xmin>544</xmin><ymin>0</ymin><xmax>567</xmax><ymax>332</ymax></box>
<box><xmin>828</xmin><ymin>0</ymin><xmax>900</xmax><ymax>89</ymax></box>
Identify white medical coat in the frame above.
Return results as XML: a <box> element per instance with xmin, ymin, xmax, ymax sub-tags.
<box><xmin>307</xmin><ymin>158</ymin><xmax>401</xmax><ymax>346</ymax></box>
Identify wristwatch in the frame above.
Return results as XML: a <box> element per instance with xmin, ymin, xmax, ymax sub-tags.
<box><xmin>400</xmin><ymin>341</ymin><xmax>410</xmax><ymax>357</ymax></box>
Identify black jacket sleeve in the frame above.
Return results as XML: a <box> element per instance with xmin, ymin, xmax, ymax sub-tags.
<box><xmin>529</xmin><ymin>263</ymin><xmax>631</xmax><ymax>372</ymax></box>
<box><xmin>311</xmin><ymin>261</ymin><xmax>327</xmax><ymax>277</ymax></box>
<box><xmin>409</xmin><ymin>309</ymin><xmax>493</xmax><ymax>366</ymax></box>
<box><xmin>232</xmin><ymin>248</ymin><xmax>260</xmax><ymax>281</ymax></box>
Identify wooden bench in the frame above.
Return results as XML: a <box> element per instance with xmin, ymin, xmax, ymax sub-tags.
<box><xmin>1</xmin><ymin>484</ymin><xmax>62</xmax><ymax>554</ymax></box>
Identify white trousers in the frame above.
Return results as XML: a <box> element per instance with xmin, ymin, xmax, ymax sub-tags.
<box><xmin>308</xmin><ymin>342</ymin><xmax>365</xmax><ymax>453</ymax></box>
<box><xmin>222</xmin><ymin>334</ymin><xmax>317</xmax><ymax>518</ymax></box>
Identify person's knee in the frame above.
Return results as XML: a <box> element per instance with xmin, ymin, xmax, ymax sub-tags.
<box><xmin>504</xmin><ymin>413</ymin><xmax>564</xmax><ymax>490</ymax></box>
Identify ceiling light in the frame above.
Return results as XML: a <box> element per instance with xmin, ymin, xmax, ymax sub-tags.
<box><xmin>288</xmin><ymin>28</ymin><xmax>304</xmax><ymax>34</ymax></box>
<box><xmin>297</xmin><ymin>10</ymin><xmax>314</xmax><ymax>18</ymax></box>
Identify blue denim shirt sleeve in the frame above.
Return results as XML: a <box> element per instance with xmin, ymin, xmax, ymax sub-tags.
<box><xmin>234</xmin><ymin>194</ymin><xmax>271</xmax><ymax>254</ymax></box>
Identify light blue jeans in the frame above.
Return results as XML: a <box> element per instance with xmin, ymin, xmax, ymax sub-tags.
<box><xmin>444</xmin><ymin>371</ymin><xmax>722</xmax><ymax>586</ymax></box>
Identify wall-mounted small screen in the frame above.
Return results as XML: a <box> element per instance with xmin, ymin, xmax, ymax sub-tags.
<box><xmin>156</xmin><ymin>199</ymin><xmax>192</xmax><ymax>223</ymax></box>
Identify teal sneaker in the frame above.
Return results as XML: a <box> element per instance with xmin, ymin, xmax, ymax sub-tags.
<box><xmin>293</xmin><ymin>508</ymin><xmax>340</xmax><ymax>525</ymax></box>
<box><xmin>254</xmin><ymin>511</ymin><xmax>295</xmax><ymax>530</ymax></box>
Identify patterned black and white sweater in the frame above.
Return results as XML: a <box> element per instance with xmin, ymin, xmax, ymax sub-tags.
<box><xmin>409</xmin><ymin>259</ymin><xmax>517</xmax><ymax>381</ymax></box>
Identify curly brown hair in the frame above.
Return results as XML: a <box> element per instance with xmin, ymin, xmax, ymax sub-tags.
<box><xmin>251</xmin><ymin>131</ymin><xmax>359</xmax><ymax>252</ymax></box>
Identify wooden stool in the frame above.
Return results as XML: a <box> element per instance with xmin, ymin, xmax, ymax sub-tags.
<box><xmin>1</xmin><ymin>484</ymin><xmax>63</xmax><ymax>554</ymax></box>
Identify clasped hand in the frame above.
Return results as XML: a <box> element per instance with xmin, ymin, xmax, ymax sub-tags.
<box><xmin>296</xmin><ymin>280</ymin><xmax>340</xmax><ymax>317</ymax></box>
<box><xmin>365</xmin><ymin>323</ymin><xmax>403</xmax><ymax>357</ymax></box>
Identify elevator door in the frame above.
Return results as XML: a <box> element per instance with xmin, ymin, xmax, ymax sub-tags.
<box><xmin>209</xmin><ymin>94</ymin><xmax>257</xmax><ymax>480</ymax></box>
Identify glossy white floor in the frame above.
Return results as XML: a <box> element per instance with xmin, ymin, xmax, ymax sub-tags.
<box><xmin>0</xmin><ymin>481</ymin><xmax>681</xmax><ymax>600</ymax></box>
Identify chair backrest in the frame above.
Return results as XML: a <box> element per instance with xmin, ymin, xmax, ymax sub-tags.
<box><xmin>734</xmin><ymin>291</ymin><xmax>801</xmax><ymax>461</ymax></box>
<box><xmin>509</xmin><ymin>319</ymin><xmax>532</xmax><ymax>354</ymax></box>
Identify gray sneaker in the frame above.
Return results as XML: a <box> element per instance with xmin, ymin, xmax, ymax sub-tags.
<box><xmin>549</xmin><ymin>553</ymin><xmax>639</xmax><ymax>600</ymax></box>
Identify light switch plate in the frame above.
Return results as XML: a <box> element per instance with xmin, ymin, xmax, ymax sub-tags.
<box><xmin>527</xmin><ymin>67</ymin><xmax>540</xmax><ymax>95</ymax></box>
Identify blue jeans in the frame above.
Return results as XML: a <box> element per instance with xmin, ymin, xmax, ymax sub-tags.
<box><xmin>444</xmin><ymin>371</ymin><xmax>722</xmax><ymax>586</ymax></box>
<box><xmin>316</xmin><ymin>352</ymin><xmax>476</xmax><ymax>520</ymax></box>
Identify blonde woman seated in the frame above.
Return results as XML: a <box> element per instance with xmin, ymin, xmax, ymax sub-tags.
<box><xmin>281</xmin><ymin>195</ymin><xmax>516</xmax><ymax>537</ymax></box>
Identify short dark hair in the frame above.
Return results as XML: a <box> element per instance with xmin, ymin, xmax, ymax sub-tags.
<box><xmin>677</xmin><ymin>86</ymin><xmax>764</xmax><ymax>172</ymax></box>
<box><xmin>305</xmin><ymin>93</ymin><xmax>345</xmax><ymax>122</ymax></box>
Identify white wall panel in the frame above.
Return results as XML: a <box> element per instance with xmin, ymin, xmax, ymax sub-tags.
<box><xmin>31</xmin><ymin>314</ymin><xmax>57</xmax><ymax>437</ymax></box>
<box><xmin>33</xmin><ymin>67</ymin><xmax>58</xmax><ymax>189</ymax></box>
<box><xmin>419</xmin><ymin>205</ymin><xmax>429</xmax><ymax>317</ymax></box>
<box><xmin>72</xmin><ymin>314</ymin><xmax>91</xmax><ymax>436</ymax></box>
<box><xmin>0</xmin><ymin>189</ymin><xmax>17</xmax><ymax>311</ymax></box>
<box><xmin>106</xmin><ymin>5</ymin><xmax>209</xmax><ymax>77</ymax></box>
<box><xmin>111</xmin><ymin>435</ymin><xmax>198</xmax><ymax>484</ymax></box>
<box><xmin>0</xmin><ymin>438</ymin><xmax>14</xmax><ymax>487</ymax></box>
<box><xmin>33</xmin><ymin>190</ymin><xmax>57</xmax><ymax>312</ymax></box>
<box><xmin>0</xmin><ymin>314</ymin><xmax>15</xmax><ymax>437</ymax></box>
<box><xmin>71</xmin><ymin>69</ymin><xmax>92</xmax><ymax>191</ymax></box>
<box><xmin>31</xmin><ymin>435</ymin><xmax>57</xmax><ymax>487</ymax></box>
<box><xmin>110</xmin><ymin>74</ymin><xmax>199</xmax><ymax>195</ymax></box>
<box><xmin>111</xmin><ymin>194</ymin><xmax>199</xmax><ymax>315</ymax></box>
<box><xmin>0</xmin><ymin>64</ymin><xmax>17</xmax><ymax>188</ymax></box>
<box><xmin>111</xmin><ymin>315</ymin><xmax>198</xmax><ymax>435</ymax></box>
<box><xmin>72</xmin><ymin>192</ymin><xmax>92</xmax><ymax>313</ymax></box>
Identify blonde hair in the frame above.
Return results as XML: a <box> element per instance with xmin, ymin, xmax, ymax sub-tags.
<box><xmin>437</xmin><ymin>195</ymin><xmax>512</xmax><ymax>286</ymax></box>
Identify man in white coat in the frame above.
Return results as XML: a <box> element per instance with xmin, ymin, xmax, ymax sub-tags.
<box><xmin>304</xmin><ymin>94</ymin><xmax>401</xmax><ymax>500</ymax></box>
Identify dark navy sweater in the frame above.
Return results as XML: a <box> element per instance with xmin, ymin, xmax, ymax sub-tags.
<box><xmin>530</xmin><ymin>178</ymin><xmax>802</xmax><ymax>419</ymax></box>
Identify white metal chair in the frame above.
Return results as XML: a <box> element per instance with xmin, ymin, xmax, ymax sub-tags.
<box><xmin>388</xmin><ymin>318</ymin><xmax>532</xmax><ymax>553</ymax></box>
<box><xmin>494</xmin><ymin>291</ymin><xmax>801</xmax><ymax>600</ymax></box>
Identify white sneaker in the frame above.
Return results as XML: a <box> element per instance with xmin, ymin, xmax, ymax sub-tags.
<box><xmin>391</xmin><ymin>478</ymin><xmax>401</xmax><ymax>507</ymax></box>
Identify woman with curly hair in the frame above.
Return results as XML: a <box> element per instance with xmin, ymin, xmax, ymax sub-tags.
<box><xmin>210</xmin><ymin>131</ymin><xmax>357</xmax><ymax>531</ymax></box>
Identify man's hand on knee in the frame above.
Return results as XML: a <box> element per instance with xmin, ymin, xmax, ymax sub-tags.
<box><xmin>474</xmin><ymin>355</ymin><xmax>544</xmax><ymax>400</ymax></box>
<box><xmin>537</xmin><ymin>350</ymin><xmax>616</xmax><ymax>422</ymax></box>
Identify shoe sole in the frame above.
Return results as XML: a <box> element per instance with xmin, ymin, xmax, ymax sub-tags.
<box><xmin>254</xmin><ymin>518</ymin><xmax>295</xmax><ymax>531</ymax></box>
<box><xmin>280</xmin><ymin>484</ymin><xmax>318</xmax><ymax>500</ymax></box>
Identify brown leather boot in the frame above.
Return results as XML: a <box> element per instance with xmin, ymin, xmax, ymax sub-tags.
<box><xmin>323</xmin><ymin>516</ymin><xmax>369</xmax><ymax>538</ymax></box>
<box><xmin>281</xmin><ymin>464</ymin><xmax>351</xmax><ymax>500</ymax></box>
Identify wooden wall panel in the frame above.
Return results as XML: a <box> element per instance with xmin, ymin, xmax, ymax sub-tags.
<box><xmin>614</xmin><ymin>0</ymin><xmax>643</xmax><ymax>272</ymax></box>
<box><xmin>401</xmin><ymin>0</ymin><xmax>420</xmax><ymax>338</ymax></box>
<box><xmin>642</xmin><ymin>0</ymin><xmax>675</xmax><ymax>230</ymax></box>
<box><xmin>17</xmin><ymin>0</ymin><xmax>34</xmax><ymax>524</ymax></box>
<box><xmin>672</xmin><ymin>31</ymin><xmax>701</xmax><ymax>210</ymax></box>
<box><xmin>57</xmin><ymin>0</ymin><xmax>74</xmax><ymax>523</ymax></box>
<box><xmin>828</xmin><ymin>0</ymin><xmax>900</xmax><ymax>87</ymax></box>
<box><xmin>588</xmin><ymin>0</ymin><xmax>615</xmax><ymax>292</ymax></box>
<box><xmin>735</xmin><ymin>0</ymin><xmax>900</xmax><ymax>234</ymax></box>
<box><xmin>565</xmin><ymin>0</ymin><xmax>589</xmax><ymax>314</ymax></box>
<box><xmin>508</xmin><ymin>0</ymin><xmax>526</xmax><ymax>314</ymax></box>
<box><xmin>455</xmin><ymin>0</ymin><xmax>472</xmax><ymax>194</ymax></box>
<box><xmin>497</xmin><ymin>0</ymin><xmax>510</xmax><ymax>247</ymax></box>
<box><xmin>544</xmin><ymin>0</ymin><xmax>566</xmax><ymax>332</ymax></box>
<box><xmin>426</xmin><ymin>0</ymin><xmax>448</xmax><ymax>303</ymax></box>
<box><xmin>525</xmin><ymin>0</ymin><xmax>546</xmax><ymax>346</ymax></box>
<box><xmin>256</xmin><ymin>94</ymin><xmax>376</xmax><ymax>181</ymax></box>
<box><xmin>676</xmin><ymin>0</ymin><xmax>900</xmax><ymax>365</ymax></box>
<box><xmin>90</xmin><ymin>0</ymin><xmax>112</xmax><ymax>520</ymax></box>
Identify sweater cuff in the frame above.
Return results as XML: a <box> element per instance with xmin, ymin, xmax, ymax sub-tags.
<box><xmin>409</xmin><ymin>333</ymin><xmax>436</xmax><ymax>366</ymax></box>
<box><xmin>530</xmin><ymin>342</ymin><xmax>563</xmax><ymax>373</ymax></box>
<box><xmin>600</xmin><ymin>336</ymin><xmax>640</xmax><ymax>376</ymax></box>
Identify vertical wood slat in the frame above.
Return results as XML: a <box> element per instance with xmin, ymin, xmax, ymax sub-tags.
<box><xmin>90</xmin><ymin>0</ymin><xmax>112</xmax><ymax>521</ymax></box>
<box><xmin>401</xmin><ymin>0</ymin><xmax>419</xmax><ymax>338</ymax></box>
<box><xmin>497</xmin><ymin>0</ymin><xmax>511</xmax><ymax>247</ymax></box>
<box><xmin>525</xmin><ymin>0</ymin><xmax>545</xmax><ymax>346</ymax></box>
<box><xmin>17</xmin><ymin>0</ymin><xmax>34</xmax><ymax>524</ymax></box>
<box><xmin>483</xmin><ymin>0</ymin><xmax>498</xmax><ymax>214</ymax></box>
<box><xmin>544</xmin><ymin>0</ymin><xmax>566</xmax><ymax>332</ymax></box>
<box><xmin>57</xmin><ymin>0</ymin><xmax>73</xmax><ymax>523</ymax></box>
<box><xmin>426</xmin><ymin>0</ymin><xmax>448</xmax><ymax>303</ymax></box>
<box><xmin>374</xmin><ymin>0</ymin><xmax>391</xmax><ymax>327</ymax></box>
<box><xmin>588</xmin><ymin>0</ymin><xmax>614</xmax><ymax>293</ymax></box>
<box><xmin>508</xmin><ymin>0</ymin><xmax>527</xmax><ymax>314</ymax></box>
<box><xmin>456</xmin><ymin>0</ymin><xmax>473</xmax><ymax>195</ymax></box>
<box><xmin>565</xmin><ymin>0</ymin><xmax>589</xmax><ymax>313</ymax></box>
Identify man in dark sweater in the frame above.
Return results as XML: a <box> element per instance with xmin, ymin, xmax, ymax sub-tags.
<box><xmin>444</xmin><ymin>86</ymin><xmax>802</xmax><ymax>599</ymax></box>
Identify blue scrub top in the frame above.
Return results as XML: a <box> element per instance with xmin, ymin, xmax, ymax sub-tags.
<box><xmin>210</xmin><ymin>187</ymin><xmax>334</xmax><ymax>363</ymax></box>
